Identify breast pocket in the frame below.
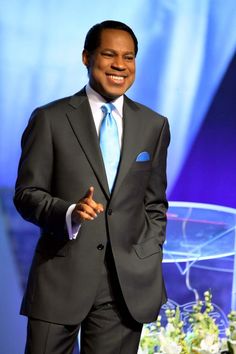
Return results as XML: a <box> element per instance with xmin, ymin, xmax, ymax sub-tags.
<box><xmin>130</xmin><ymin>161</ymin><xmax>152</xmax><ymax>172</ymax></box>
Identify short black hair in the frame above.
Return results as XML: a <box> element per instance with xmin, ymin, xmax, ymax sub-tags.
<box><xmin>84</xmin><ymin>20</ymin><xmax>138</xmax><ymax>56</ymax></box>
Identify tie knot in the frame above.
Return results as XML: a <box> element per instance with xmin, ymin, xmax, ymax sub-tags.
<box><xmin>101</xmin><ymin>103</ymin><xmax>114</xmax><ymax>115</ymax></box>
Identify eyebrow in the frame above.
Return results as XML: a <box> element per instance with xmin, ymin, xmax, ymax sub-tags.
<box><xmin>101</xmin><ymin>48</ymin><xmax>135</xmax><ymax>55</ymax></box>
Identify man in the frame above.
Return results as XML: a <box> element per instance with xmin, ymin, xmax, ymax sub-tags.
<box><xmin>14</xmin><ymin>20</ymin><xmax>170</xmax><ymax>354</ymax></box>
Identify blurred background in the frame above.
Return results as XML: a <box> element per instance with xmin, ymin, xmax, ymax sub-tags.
<box><xmin>0</xmin><ymin>0</ymin><xmax>235</xmax><ymax>352</ymax></box>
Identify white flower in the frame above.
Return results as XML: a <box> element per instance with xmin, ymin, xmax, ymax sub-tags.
<box><xmin>198</xmin><ymin>334</ymin><xmax>221</xmax><ymax>354</ymax></box>
<box><xmin>165</xmin><ymin>323</ymin><xmax>175</xmax><ymax>333</ymax></box>
<box><xmin>159</xmin><ymin>337</ymin><xmax>182</xmax><ymax>354</ymax></box>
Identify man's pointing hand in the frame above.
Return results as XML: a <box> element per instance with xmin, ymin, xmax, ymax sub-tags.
<box><xmin>72</xmin><ymin>186</ymin><xmax>104</xmax><ymax>224</ymax></box>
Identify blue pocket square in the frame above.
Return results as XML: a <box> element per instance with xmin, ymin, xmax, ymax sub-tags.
<box><xmin>136</xmin><ymin>151</ymin><xmax>150</xmax><ymax>162</ymax></box>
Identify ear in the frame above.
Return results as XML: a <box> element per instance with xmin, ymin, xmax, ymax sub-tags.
<box><xmin>82</xmin><ymin>49</ymin><xmax>90</xmax><ymax>68</ymax></box>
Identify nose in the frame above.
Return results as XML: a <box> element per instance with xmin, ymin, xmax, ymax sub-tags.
<box><xmin>111</xmin><ymin>56</ymin><xmax>126</xmax><ymax>71</ymax></box>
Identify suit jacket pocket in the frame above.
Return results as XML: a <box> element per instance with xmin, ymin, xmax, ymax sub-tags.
<box><xmin>131</xmin><ymin>160</ymin><xmax>152</xmax><ymax>172</ymax></box>
<box><xmin>133</xmin><ymin>237</ymin><xmax>162</xmax><ymax>259</ymax></box>
<box><xmin>35</xmin><ymin>235</ymin><xmax>69</xmax><ymax>257</ymax></box>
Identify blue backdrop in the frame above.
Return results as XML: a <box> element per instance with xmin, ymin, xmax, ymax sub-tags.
<box><xmin>1</xmin><ymin>0</ymin><xmax>236</xmax><ymax>199</ymax></box>
<box><xmin>0</xmin><ymin>1</ymin><xmax>236</xmax><ymax>353</ymax></box>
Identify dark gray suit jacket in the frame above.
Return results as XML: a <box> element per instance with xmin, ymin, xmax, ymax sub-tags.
<box><xmin>14</xmin><ymin>88</ymin><xmax>170</xmax><ymax>325</ymax></box>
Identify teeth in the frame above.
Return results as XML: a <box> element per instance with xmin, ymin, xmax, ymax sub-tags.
<box><xmin>109</xmin><ymin>75</ymin><xmax>124</xmax><ymax>81</ymax></box>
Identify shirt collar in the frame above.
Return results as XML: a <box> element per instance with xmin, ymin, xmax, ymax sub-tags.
<box><xmin>85</xmin><ymin>83</ymin><xmax>124</xmax><ymax>117</ymax></box>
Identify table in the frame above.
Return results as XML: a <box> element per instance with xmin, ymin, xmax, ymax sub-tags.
<box><xmin>164</xmin><ymin>202</ymin><xmax>236</xmax><ymax>308</ymax></box>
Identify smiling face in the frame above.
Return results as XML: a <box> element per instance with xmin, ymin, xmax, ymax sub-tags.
<box><xmin>82</xmin><ymin>29</ymin><xmax>136</xmax><ymax>101</ymax></box>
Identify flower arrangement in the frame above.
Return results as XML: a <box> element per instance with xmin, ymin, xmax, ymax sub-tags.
<box><xmin>139</xmin><ymin>291</ymin><xmax>235</xmax><ymax>354</ymax></box>
<box><xmin>185</xmin><ymin>291</ymin><xmax>221</xmax><ymax>353</ymax></box>
<box><xmin>226</xmin><ymin>311</ymin><xmax>236</xmax><ymax>353</ymax></box>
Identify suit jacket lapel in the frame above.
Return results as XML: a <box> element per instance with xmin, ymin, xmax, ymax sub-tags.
<box><xmin>112</xmin><ymin>96</ymin><xmax>141</xmax><ymax>199</ymax></box>
<box><xmin>67</xmin><ymin>90</ymin><xmax>110</xmax><ymax>198</ymax></box>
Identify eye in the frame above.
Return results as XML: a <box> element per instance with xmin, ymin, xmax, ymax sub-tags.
<box><xmin>124</xmin><ymin>55</ymin><xmax>134</xmax><ymax>61</ymax></box>
<box><xmin>101</xmin><ymin>51</ymin><xmax>114</xmax><ymax>58</ymax></box>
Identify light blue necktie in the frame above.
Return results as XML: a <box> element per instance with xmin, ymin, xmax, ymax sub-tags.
<box><xmin>100</xmin><ymin>103</ymin><xmax>120</xmax><ymax>192</ymax></box>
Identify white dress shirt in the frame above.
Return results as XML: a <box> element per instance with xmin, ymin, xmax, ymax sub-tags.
<box><xmin>66</xmin><ymin>84</ymin><xmax>124</xmax><ymax>240</ymax></box>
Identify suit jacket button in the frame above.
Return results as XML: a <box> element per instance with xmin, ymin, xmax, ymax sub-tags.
<box><xmin>97</xmin><ymin>244</ymin><xmax>104</xmax><ymax>250</ymax></box>
<box><xmin>107</xmin><ymin>209</ymin><xmax>112</xmax><ymax>215</ymax></box>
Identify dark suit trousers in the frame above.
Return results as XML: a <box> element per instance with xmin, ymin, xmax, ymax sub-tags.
<box><xmin>24</xmin><ymin>246</ymin><xmax>143</xmax><ymax>354</ymax></box>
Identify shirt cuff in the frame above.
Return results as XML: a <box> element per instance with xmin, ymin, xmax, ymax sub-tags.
<box><xmin>66</xmin><ymin>204</ymin><xmax>81</xmax><ymax>240</ymax></box>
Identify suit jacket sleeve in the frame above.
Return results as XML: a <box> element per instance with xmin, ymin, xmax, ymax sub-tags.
<box><xmin>14</xmin><ymin>108</ymin><xmax>71</xmax><ymax>235</ymax></box>
<box><xmin>144</xmin><ymin>117</ymin><xmax>170</xmax><ymax>246</ymax></box>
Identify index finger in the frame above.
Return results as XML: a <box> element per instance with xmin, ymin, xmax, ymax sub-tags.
<box><xmin>85</xmin><ymin>186</ymin><xmax>94</xmax><ymax>200</ymax></box>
